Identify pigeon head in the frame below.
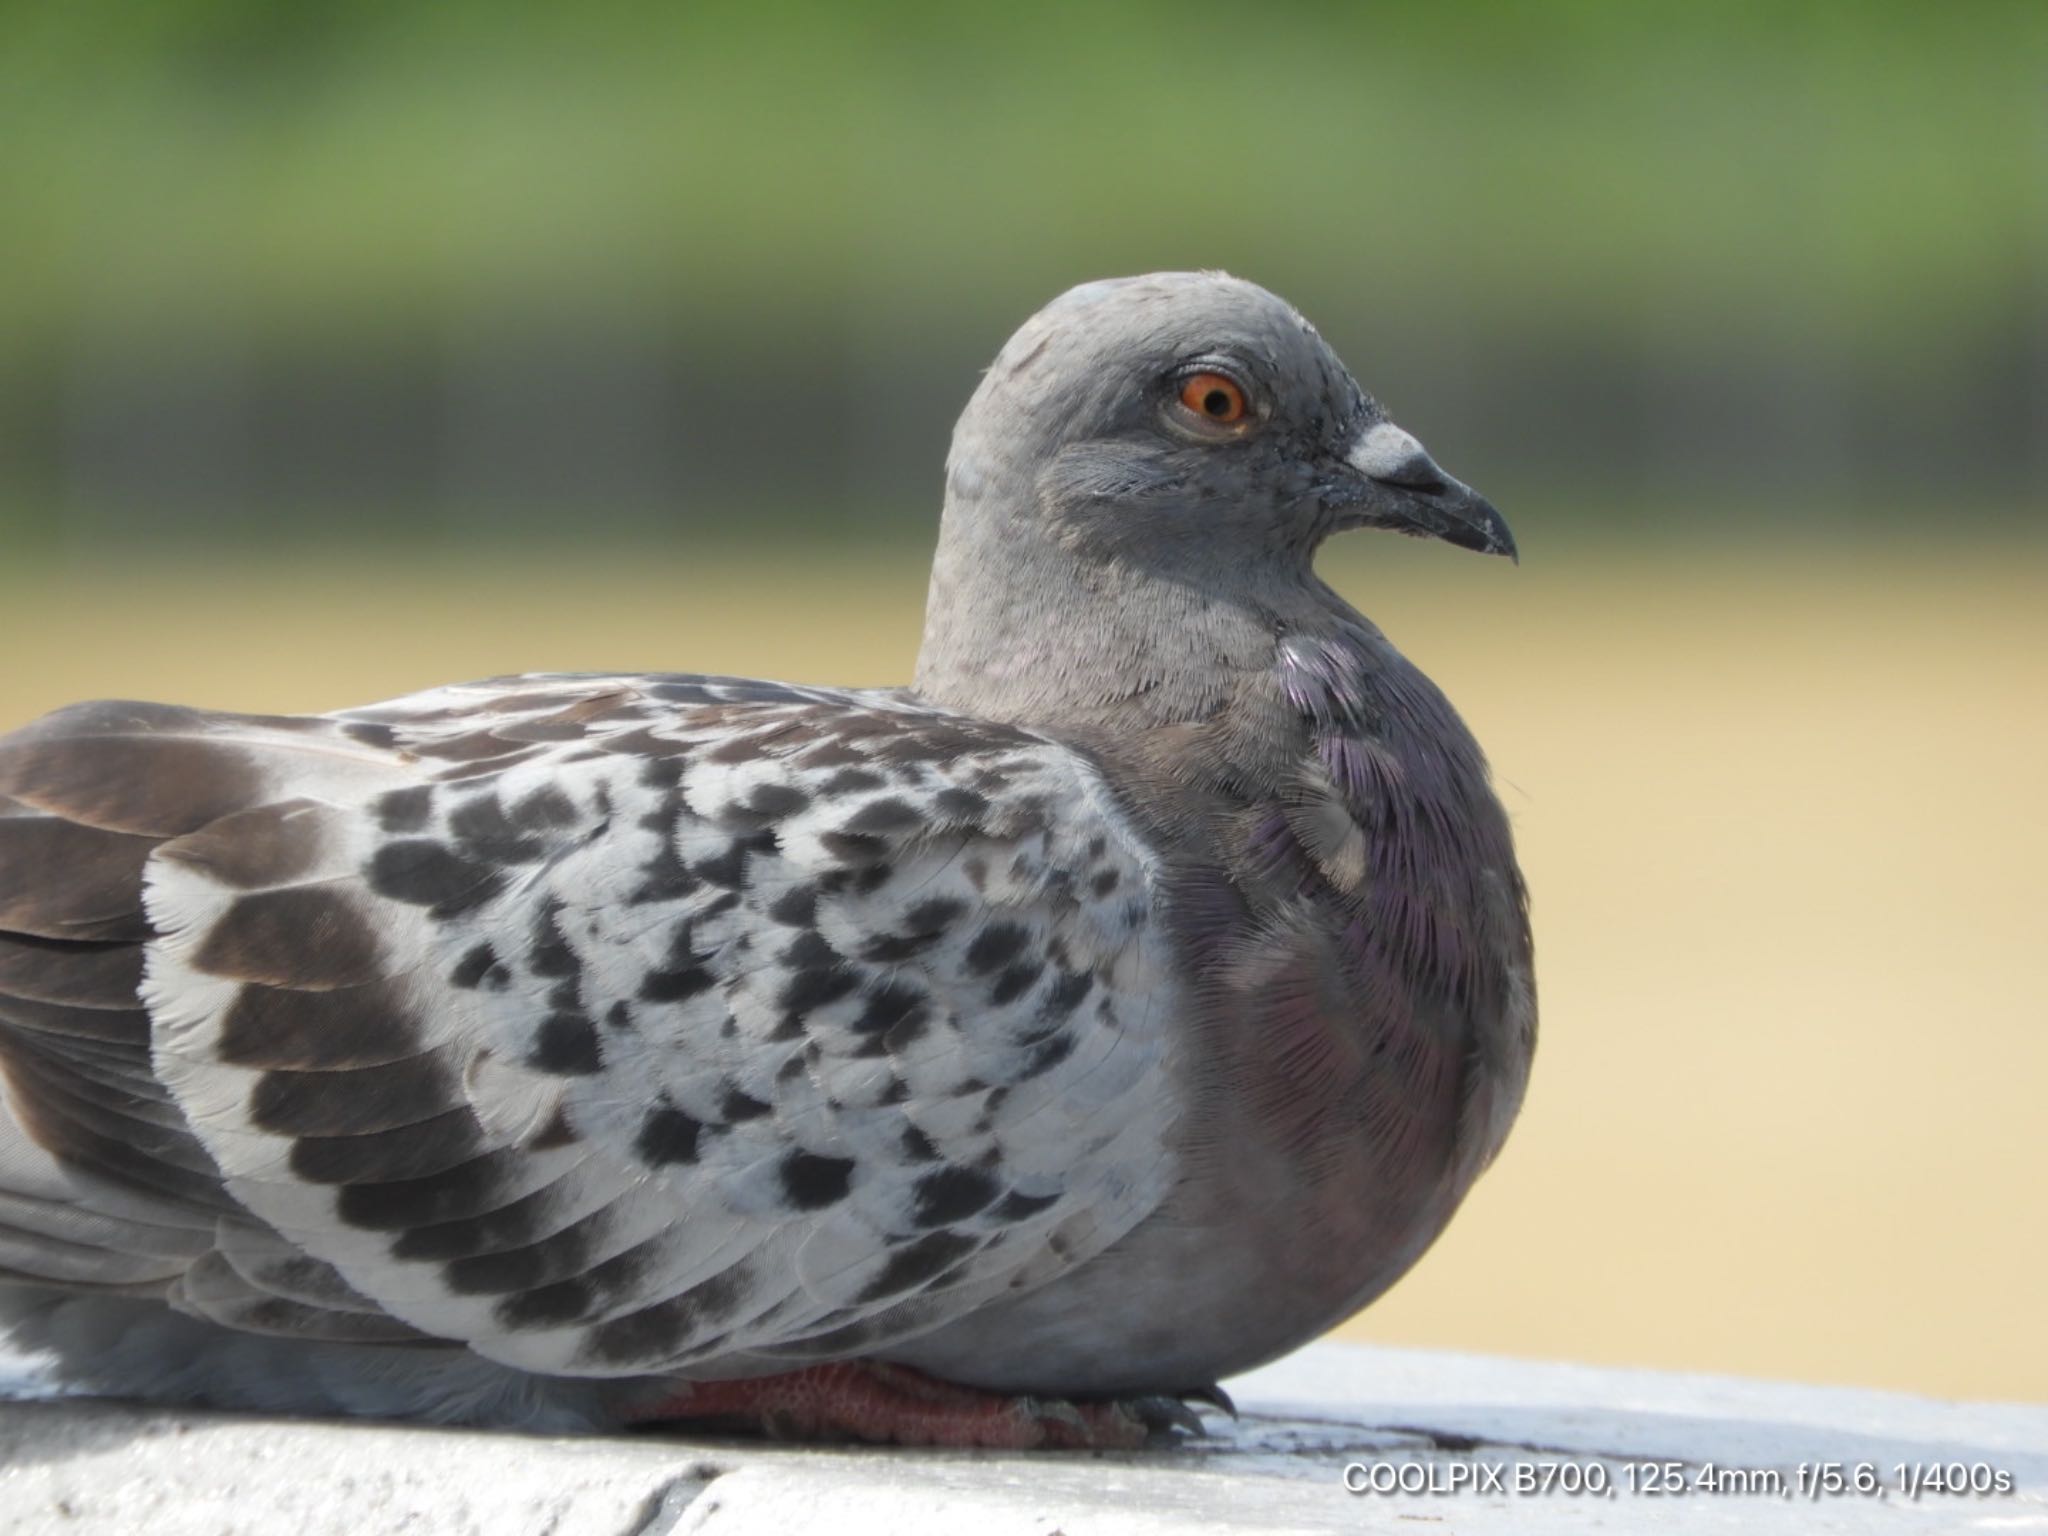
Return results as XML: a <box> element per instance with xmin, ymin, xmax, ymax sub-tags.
<box><xmin>918</xmin><ymin>272</ymin><xmax>1515</xmax><ymax>726</ymax></box>
<box><xmin>944</xmin><ymin>271</ymin><xmax>1514</xmax><ymax>567</ymax></box>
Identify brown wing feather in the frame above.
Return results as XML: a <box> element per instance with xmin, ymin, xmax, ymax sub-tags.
<box><xmin>0</xmin><ymin>709</ymin><xmax>251</xmax><ymax>1280</ymax></box>
<box><xmin>0</xmin><ymin>697</ymin><xmax>508</xmax><ymax>1342</ymax></box>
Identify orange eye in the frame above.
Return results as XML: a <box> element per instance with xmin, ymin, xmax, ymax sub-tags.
<box><xmin>1179</xmin><ymin>372</ymin><xmax>1248</xmax><ymax>424</ymax></box>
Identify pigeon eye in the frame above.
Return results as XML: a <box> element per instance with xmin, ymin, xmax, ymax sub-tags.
<box><xmin>1178</xmin><ymin>372</ymin><xmax>1248</xmax><ymax>425</ymax></box>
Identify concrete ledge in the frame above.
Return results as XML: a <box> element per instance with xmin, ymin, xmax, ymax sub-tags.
<box><xmin>1</xmin><ymin>1342</ymin><xmax>2042</xmax><ymax>1534</ymax></box>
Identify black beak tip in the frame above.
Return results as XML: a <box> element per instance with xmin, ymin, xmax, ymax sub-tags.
<box><xmin>1342</xmin><ymin>455</ymin><xmax>1519</xmax><ymax>564</ymax></box>
<box><xmin>1467</xmin><ymin>490</ymin><xmax>1518</xmax><ymax>564</ymax></box>
<box><xmin>1444</xmin><ymin>492</ymin><xmax>1518</xmax><ymax>563</ymax></box>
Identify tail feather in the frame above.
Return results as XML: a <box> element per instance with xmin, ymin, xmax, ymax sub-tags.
<box><xmin>170</xmin><ymin>1250</ymin><xmax>433</xmax><ymax>1344</ymax></box>
<box><xmin>0</xmin><ymin>1083</ymin><xmax>208</xmax><ymax>1291</ymax></box>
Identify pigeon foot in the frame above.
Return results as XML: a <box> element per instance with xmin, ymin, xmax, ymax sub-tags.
<box><xmin>630</xmin><ymin>1361</ymin><xmax>1206</xmax><ymax>1449</ymax></box>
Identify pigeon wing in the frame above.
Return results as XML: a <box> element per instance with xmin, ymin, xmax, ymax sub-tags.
<box><xmin>0</xmin><ymin>676</ymin><xmax>1182</xmax><ymax>1376</ymax></box>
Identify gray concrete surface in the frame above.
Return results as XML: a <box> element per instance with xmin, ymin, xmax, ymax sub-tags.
<box><xmin>0</xmin><ymin>1340</ymin><xmax>2041</xmax><ymax>1533</ymax></box>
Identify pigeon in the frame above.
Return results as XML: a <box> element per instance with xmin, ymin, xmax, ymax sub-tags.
<box><xmin>0</xmin><ymin>273</ymin><xmax>1532</xmax><ymax>1449</ymax></box>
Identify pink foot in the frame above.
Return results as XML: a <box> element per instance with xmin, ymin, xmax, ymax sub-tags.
<box><xmin>627</xmin><ymin>1361</ymin><xmax>1209</xmax><ymax>1450</ymax></box>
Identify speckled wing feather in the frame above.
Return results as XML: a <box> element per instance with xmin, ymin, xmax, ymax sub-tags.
<box><xmin>0</xmin><ymin>675</ymin><xmax>1180</xmax><ymax>1377</ymax></box>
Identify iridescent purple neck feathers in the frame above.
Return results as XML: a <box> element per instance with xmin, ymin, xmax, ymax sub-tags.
<box><xmin>1269</xmin><ymin>629</ymin><xmax>1526</xmax><ymax>1019</ymax></box>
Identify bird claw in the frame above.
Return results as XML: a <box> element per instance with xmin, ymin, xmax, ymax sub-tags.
<box><xmin>1019</xmin><ymin>1395</ymin><xmax>1092</xmax><ymax>1437</ymax></box>
<box><xmin>1035</xmin><ymin>1391</ymin><xmax>1216</xmax><ymax>1449</ymax></box>
<box><xmin>1177</xmin><ymin>1381</ymin><xmax>1238</xmax><ymax>1419</ymax></box>
<box><xmin>1123</xmin><ymin>1394</ymin><xmax>1210</xmax><ymax>1440</ymax></box>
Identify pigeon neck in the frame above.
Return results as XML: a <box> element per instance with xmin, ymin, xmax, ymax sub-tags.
<box><xmin>913</xmin><ymin>502</ymin><xmax>1338</xmax><ymax>732</ymax></box>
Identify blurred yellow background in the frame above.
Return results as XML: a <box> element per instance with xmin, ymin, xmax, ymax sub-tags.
<box><xmin>2</xmin><ymin>1</ymin><xmax>2043</xmax><ymax>1405</ymax></box>
<box><xmin>2</xmin><ymin>539</ymin><xmax>2041</xmax><ymax>1401</ymax></box>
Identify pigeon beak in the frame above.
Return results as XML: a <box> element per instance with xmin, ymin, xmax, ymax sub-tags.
<box><xmin>1340</xmin><ymin>422</ymin><xmax>1518</xmax><ymax>562</ymax></box>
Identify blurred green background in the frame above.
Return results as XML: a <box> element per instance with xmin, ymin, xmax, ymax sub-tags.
<box><xmin>2</xmin><ymin>2</ymin><xmax>2044</xmax><ymax>1401</ymax></box>
<box><xmin>4</xmin><ymin>0</ymin><xmax>2044</xmax><ymax>543</ymax></box>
